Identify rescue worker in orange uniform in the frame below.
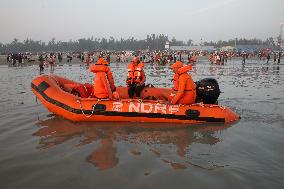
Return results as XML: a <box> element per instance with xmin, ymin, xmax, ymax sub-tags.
<box><xmin>90</xmin><ymin>57</ymin><xmax>117</xmax><ymax>99</ymax></box>
<box><xmin>126</xmin><ymin>57</ymin><xmax>146</xmax><ymax>98</ymax></box>
<box><xmin>168</xmin><ymin>61</ymin><xmax>196</xmax><ymax>105</ymax></box>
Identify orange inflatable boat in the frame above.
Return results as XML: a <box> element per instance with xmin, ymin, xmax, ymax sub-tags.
<box><xmin>31</xmin><ymin>74</ymin><xmax>240</xmax><ymax>124</ymax></box>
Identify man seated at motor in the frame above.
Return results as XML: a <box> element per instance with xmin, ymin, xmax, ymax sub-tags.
<box><xmin>168</xmin><ymin>61</ymin><xmax>196</xmax><ymax>105</ymax></box>
<box><xmin>126</xmin><ymin>57</ymin><xmax>146</xmax><ymax>98</ymax></box>
<box><xmin>90</xmin><ymin>57</ymin><xmax>118</xmax><ymax>99</ymax></box>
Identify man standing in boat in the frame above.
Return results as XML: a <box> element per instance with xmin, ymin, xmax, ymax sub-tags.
<box><xmin>90</xmin><ymin>57</ymin><xmax>117</xmax><ymax>99</ymax></box>
<box><xmin>168</xmin><ymin>61</ymin><xmax>196</xmax><ymax>105</ymax></box>
<box><xmin>126</xmin><ymin>57</ymin><xmax>146</xmax><ymax>99</ymax></box>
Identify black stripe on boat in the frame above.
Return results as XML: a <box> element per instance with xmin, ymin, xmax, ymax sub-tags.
<box><xmin>37</xmin><ymin>81</ymin><xmax>50</xmax><ymax>93</ymax></box>
<box><xmin>31</xmin><ymin>81</ymin><xmax>225</xmax><ymax>122</ymax></box>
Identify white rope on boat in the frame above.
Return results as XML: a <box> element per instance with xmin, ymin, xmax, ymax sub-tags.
<box><xmin>76</xmin><ymin>99</ymin><xmax>102</xmax><ymax>118</ymax></box>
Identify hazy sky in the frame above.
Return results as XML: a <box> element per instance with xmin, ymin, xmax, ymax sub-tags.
<box><xmin>0</xmin><ymin>0</ymin><xmax>283</xmax><ymax>43</ymax></box>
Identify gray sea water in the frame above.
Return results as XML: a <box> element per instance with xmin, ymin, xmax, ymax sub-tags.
<box><xmin>0</xmin><ymin>59</ymin><xmax>283</xmax><ymax>189</ymax></box>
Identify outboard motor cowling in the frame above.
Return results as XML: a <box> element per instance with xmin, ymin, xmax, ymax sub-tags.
<box><xmin>195</xmin><ymin>78</ymin><xmax>221</xmax><ymax>104</ymax></box>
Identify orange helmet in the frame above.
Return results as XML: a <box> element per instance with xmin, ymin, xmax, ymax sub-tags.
<box><xmin>96</xmin><ymin>57</ymin><xmax>109</xmax><ymax>65</ymax></box>
<box><xmin>170</xmin><ymin>61</ymin><xmax>183</xmax><ymax>69</ymax></box>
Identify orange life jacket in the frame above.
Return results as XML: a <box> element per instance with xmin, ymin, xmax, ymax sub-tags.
<box><xmin>90</xmin><ymin>64</ymin><xmax>115</xmax><ymax>99</ymax></box>
<box><xmin>172</xmin><ymin>65</ymin><xmax>194</xmax><ymax>91</ymax></box>
<box><xmin>170</xmin><ymin>64</ymin><xmax>196</xmax><ymax>104</ymax></box>
<box><xmin>126</xmin><ymin>63</ymin><xmax>145</xmax><ymax>84</ymax></box>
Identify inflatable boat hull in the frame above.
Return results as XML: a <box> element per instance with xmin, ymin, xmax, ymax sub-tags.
<box><xmin>31</xmin><ymin>74</ymin><xmax>240</xmax><ymax>124</ymax></box>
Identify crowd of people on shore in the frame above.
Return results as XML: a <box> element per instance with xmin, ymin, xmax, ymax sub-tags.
<box><xmin>6</xmin><ymin>52</ymin><xmax>63</xmax><ymax>67</ymax></box>
<box><xmin>6</xmin><ymin>53</ymin><xmax>36</xmax><ymax>66</ymax></box>
<box><xmin>4</xmin><ymin>49</ymin><xmax>283</xmax><ymax>70</ymax></box>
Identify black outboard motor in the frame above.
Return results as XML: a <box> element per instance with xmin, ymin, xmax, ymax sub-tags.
<box><xmin>195</xmin><ymin>78</ymin><xmax>221</xmax><ymax>104</ymax></box>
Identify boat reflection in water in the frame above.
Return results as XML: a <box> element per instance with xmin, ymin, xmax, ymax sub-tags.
<box><xmin>34</xmin><ymin>117</ymin><xmax>235</xmax><ymax>171</ymax></box>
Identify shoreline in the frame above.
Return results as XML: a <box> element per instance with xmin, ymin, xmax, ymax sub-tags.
<box><xmin>0</xmin><ymin>55</ymin><xmax>276</xmax><ymax>66</ymax></box>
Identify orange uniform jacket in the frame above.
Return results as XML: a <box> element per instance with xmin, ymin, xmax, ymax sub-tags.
<box><xmin>126</xmin><ymin>63</ymin><xmax>146</xmax><ymax>85</ymax></box>
<box><xmin>90</xmin><ymin>64</ymin><xmax>116</xmax><ymax>99</ymax></box>
<box><xmin>169</xmin><ymin>65</ymin><xmax>196</xmax><ymax>105</ymax></box>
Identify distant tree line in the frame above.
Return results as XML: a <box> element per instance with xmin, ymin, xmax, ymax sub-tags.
<box><xmin>0</xmin><ymin>34</ymin><xmax>277</xmax><ymax>53</ymax></box>
<box><xmin>203</xmin><ymin>37</ymin><xmax>276</xmax><ymax>47</ymax></box>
